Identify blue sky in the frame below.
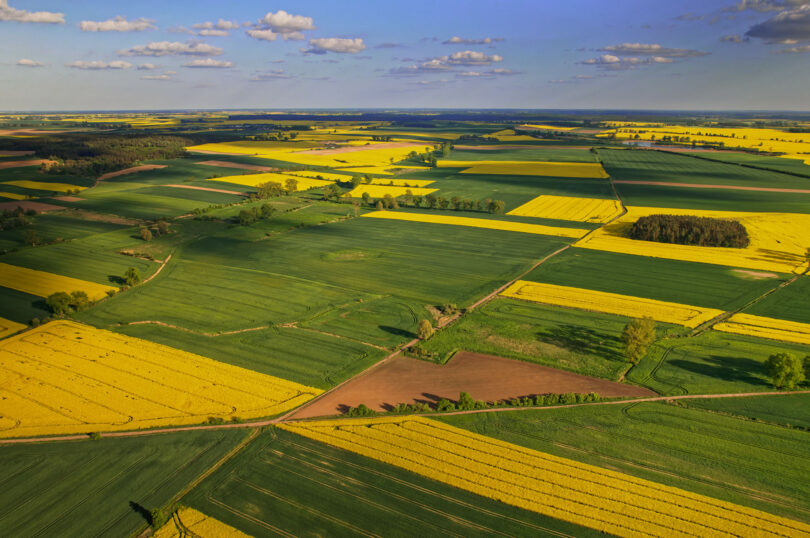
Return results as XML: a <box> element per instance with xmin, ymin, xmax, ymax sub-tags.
<box><xmin>2</xmin><ymin>0</ymin><xmax>810</xmax><ymax>111</ymax></box>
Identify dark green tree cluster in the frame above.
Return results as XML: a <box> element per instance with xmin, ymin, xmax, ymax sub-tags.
<box><xmin>629</xmin><ymin>214</ymin><xmax>750</xmax><ymax>248</ymax></box>
<box><xmin>238</xmin><ymin>203</ymin><xmax>276</xmax><ymax>225</ymax></box>
<box><xmin>621</xmin><ymin>317</ymin><xmax>657</xmax><ymax>365</ymax></box>
<box><xmin>359</xmin><ymin>193</ymin><xmax>505</xmax><ymax>214</ymax></box>
<box><xmin>45</xmin><ymin>290</ymin><xmax>90</xmax><ymax>315</ymax></box>
<box><xmin>764</xmin><ymin>353</ymin><xmax>808</xmax><ymax>389</ymax></box>
<box><xmin>1</xmin><ymin>206</ymin><xmax>36</xmax><ymax>231</ymax></box>
<box><xmin>345</xmin><ymin>404</ymin><xmax>376</xmax><ymax>417</ymax></box>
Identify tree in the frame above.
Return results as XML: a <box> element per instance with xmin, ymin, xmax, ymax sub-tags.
<box><xmin>488</xmin><ymin>200</ymin><xmax>506</xmax><ymax>214</ymax></box>
<box><xmin>70</xmin><ymin>291</ymin><xmax>90</xmax><ymax>311</ymax></box>
<box><xmin>150</xmin><ymin>508</ymin><xmax>168</xmax><ymax>530</ymax></box>
<box><xmin>46</xmin><ymin>292</ymin><xmax>72</xmax><ymax>315</ymax></box>
<box><xmin>417</xmin><ymin>319</ymin><xmax>434</xmax><ymax>340</ymax></box>
<box><xmin>140</xmin><ymin>227</ymin><xmax>153</xmax><ymax>241</ymax></box>
<box><xmin>260</xmin><ymin>203</ymin><xmax>275</xmax><ymax>219</ymax></box>
<box><xmin>351</xmin><ymin>176</ymin><xmax>362</xmax><ymax>188</ymax></box>
<box><xmin>804</xmin><ymin>356</ymin><xmax>810</xmax><ymax>381</ymax></box>
<box><xmin>376</xmin><ymin>200</ymin><xmax>384</xmax><ymax>211</ymax></box>
<box><xmin>621</xmin><ymin>317</ymin><xmax>656</xmax><ymax>364</ymax></box>
<box><xmin>239</xmin><ymin>209</ymin><xmax>256</xmax><ymax>226</ymax></box>
<box><xmin>361</xmin><ymin>191</ymin><xmax>371</xmax><ymax>205</ymax></box>
<box><xmin>23</xmin><ymin>229</ymin><xmax>40</xmax><ymax>246</ymax></box>
<box><xmin>156</xmin><ymin>220</ymin><xmax>170</xmax><ymax>235</ymax></box>
<box><xmin>124</xmin><ymin>266</ymin><xmax>141</xmax><ymax>286</ymax></box>
<box><xmin>382</xmin><ymin>193</ymin><xmax>394</xmax><ymax>209</ymax></box>
<box><xmin>284</xmin><ymin>177</ymin><xmax>299</xmax><ymax>194</ymax></box>
<box><xmin>764</xmin><ymin>353</ymin><xmax>805</xmax><ymax>389</ymax></box>
<box><xmin>257</xmin><ymin>181</ymin><xmax>283</xmax><ymax>198</ymax></box>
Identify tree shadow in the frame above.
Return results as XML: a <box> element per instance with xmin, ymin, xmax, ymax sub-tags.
<box><xmin>129</xmin><ymin>501</ymin><xmax>152</xmax><ymax>525</ymax></box>
<box><xmin>379</xmin><ymin>325</ymin><xmax>416</xmax><ymax>339</ymax></box>
<box><xmin>539</xmin><ymin>324</ymin><xmax>623</xmax><ymax>362</ymax></box>
<box><xmin>108</xmin><ymin>275</ymin><xmax>125</xmax><ymax>285</ymax></box>
<box><xmin>668</xmin><ymin>354</ymin><xmax>767</xmax><ymax>386</ymax></box>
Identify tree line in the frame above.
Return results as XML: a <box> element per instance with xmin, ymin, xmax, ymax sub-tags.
<box><xmin>629</xmin><ymin>214</ymin><xmax>750</xmax><ymax>248</ymax></box>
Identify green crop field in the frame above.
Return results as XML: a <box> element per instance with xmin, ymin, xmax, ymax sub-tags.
<box><xmin>439</xmin><ymin>401</ymin><xmax>810</xmax><ymax>523</ymax></box>
<box><xmin>0</xmin><ymin>212</ymin><xmax>129</xmax><ymax>252</ymax></box>
<box><xmin>744</xmin><ymin>275</ymin><xmax>810</xmax><ymax>324</ymax></box>
<box><xmin>681</xmin><ymin>151</ymin><xmax>810</xmax><ymax>178</ymax></box>
<box><xmin>684</xmin><ymin>393</ymin><xmax>810</xmax><ymax>429</ymax></box>
<box><xmin>0</xmin><ymin>429</ymin><xmax>249</xmax><ymax>537</ymax></box>
<box><xmin>178</xmin><ymin>427</ymin><xmax>598</xmax><ymax>537</ymax></box>
<box><xmin>447</xmin><ymin>147</ymin><xmax>599</xmax><ymax>162</ymax></box>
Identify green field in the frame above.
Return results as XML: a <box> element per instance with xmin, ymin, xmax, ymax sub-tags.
<box><xmin>0</xmin><ymin>286</ymin><xmax>49</xmax><ymax>323</ymax></box>
<box><xmin>447</xmin><ymin>147</ymin><xmax>599</xmax><ymax>162</ymax></box>
<box><xmin>684</xmin><ymin>393</ymin><xmax>810</xmax><ymax>430</ymax></box>
<box><xmin>178</xmin><ymin>427</ymin><xmax>597</xmax><ymax>537</ymax></box>
<box><xmin>524</xmin><ymin>247</ymin><xmax>784</xmax><ymax>311</ymax></box>
<box><xmin>0</xmin><ymin>429</ymin><xmax>249</xmax><ymax>537</ymax></box>
<box><xmin>418</xmin><ymin>297</ymin><xmax>637</xmax><ymax>380</ymax></box>
<box><xmin>0</xmin><ymin>212</ymin><xmax>129</xmax><ymax>252</ymax></box>
<box><xmin>681</xmin><ymin>151</ymin><xmax>810</xmax><ymax>178</ymax></box>
<box><xmin>440</xmin><ymin>402</ymin><xmax>810</xmax><ymax>523</ymax></box>
<box><xmin>744</xmin><ymin>275</ymin><xmax>810</xmax><ymax>324</ymax></box>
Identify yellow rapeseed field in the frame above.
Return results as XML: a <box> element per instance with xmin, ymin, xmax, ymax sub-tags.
<box><xmin>343</xmin><ymin>185</ymin><xmax>437</xmax><ymax>198</ymax></box>
<box><xmin>0</xmin><ymin>191</ymin><xmax>28</xmax><ymax>200</ymax></box>
<box><xmin>154</xmin><ymin>508</ymin><xmax>250</xmax><ymax>538</ymax></box>
<box><xmin>437</xmin><ymin>160</ymin><xmax>609</xmax><ymax>178</ymax></box>
<box><xmin>2</xmin><ymin>180</ymin><xmax>87</xmax><ymax>193</ymax></box>
<box><xmin>0</xmin><ymin>261</ymin><xmax>117</xmax><ymax>301</ymax></box>
<box><xmin>362</xmin><ymin>211</ymin><xmax>589</xmax><ymax>238</ymax></box>
<box><xmin>501</xmin><ymin>280</ymin><xmax>722</xmax><ymax>327</ymax></box>
<box><xmin>281</xmin><ymin>416</ymin><xmax>810</xmax><ymax>538</ymax></box>
<box><xmin>714</xmin><ymin>313</ymin><xmax>810</xmax><ymax>345</ymax></box>
<box><xmin>575</xmin><ymin>206</ymin><xmax>810</xmax><ymax>274</ymax></box>
<box><xmin>508</xmin><ymin>195</ymin><xmax>623</xmax><ymax>223</ymax></box>
<box><xmin>211</xmin><ymin>172</ymin><xmax>333</xmax><ymax>190</ymax></box>
<box><xmin>0</xmin><ymin>317</ymin><xmax>26</xmax><ymax>339</ymax></box>
<box><xmin>518</xmin><ymin>124</ymin><xmax>578</xmax><ymax>131</ymax></box>
<box><xmin>0</xmin><ymin>320</ymin><xmax>322</xmax><ymax>439</ymax></box>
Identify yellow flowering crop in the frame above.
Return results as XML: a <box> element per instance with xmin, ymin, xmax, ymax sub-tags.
<box><xmin>437</xmin><ymin>160</ymin><xmax>609</xmax><ymax>178</ymax></box>
<box><xmin>0</xmin><ymin>192</ymin><xmax>28</xmax><ymax>200</ymax></box>
<box><xmin>211</xmin><ymin>172</ymin><xmax>333</xmax><ymax>190</ymax></box>
<box><xmin>0</xmin><ymin>261</ymin><xmax>117</xmax><ymax>301</ymax></box>
<box><xmin>362</xmin><ymin>211</ymin><xmax>588</xmax><ymax>238</ymax></box>
<box><xmin>518</xmin><ymin>124</ymin><xmax>578</xmax><ymax>131</ymax></box>
<box><xmin>714</xmin><ymin>313</ymin><xmax>810</xmax><ymax>345</ymax></box>
<box><xmin>343</xmin><ymin>185</ymin><xmax>437</xmax><ymax>198</ymax></box>
<box><xmin>508</xmin><ymin>195</ymin><xmax>623</xmax><ymax>223</ymax></box>
<box><xmin>0</xmin><ymin>317</ymin><xmax>26</xmax><ymax>339</ymax></box>
<box><xmin>0</xmin><ymin>320</ymin><xmax>321</xmax><ymax>439</ymax></box>
<box><xmin>501</xmin><ymin>280</ymin><xmax>722</xmax><ymax>327</ymax></box>
<box><xmin>575</xmin><ymin>206</ymin><xmax>810</xmax><ymax>274</ymax></box>
<box><xmin>2</xmin><ymin>180</ymin><xmax>87</xmax><ymax>193</ymax></box>
<box><xmin>154</xmin><ymin>507</ymin><xmax>250</xmax><ymax>538</ymax></box>
<box><xmin>281</xmin><ymin>416</ymin><xmax>810</xmax><ymax>538</ymax></box>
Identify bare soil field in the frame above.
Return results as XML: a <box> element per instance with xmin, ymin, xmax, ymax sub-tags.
<box><xmin>163</xmin><ymin>184</ymin><xmax>247</xmax><ymax>195</ymax></box>
<box><xmin>613</xmin><ymin>179</ymin><xmax>810</xmax><ymax>194</ymax></box>
<box><xmin>0</xmin><ymin>150</ymin><xmax>35</xmax><ymax>156</ymax></box>
<box><xmin>50</xmin><ymin>196</ymin><xmax>84</xmax><ymax>202</ymax></box>
<box><xmin>195</xmin><ymin>160</ymin><xmax>278</xmax><ymax>172</ymax></box>
<box><xmin>97</xmin><ymin>165</ymin><xmax>167</xmax><ymax>181</ymax></box>
<box><xmin>0</xmin><ymin>159</ymin><xmax>55</xmax><ymax>170</ymax></box>
<box><xmin>299</xmin><ymin>142</ymin><xmax>424</xmax><ymax>155</ymax></box>
<box><xmin>0</xmin><ymin>129</ymin><xmax>80</xmax><ymax>136</ymax></box>
<box><xmin>291</xmin><ymin>351</ymin><xmax>654</xmax><ymax>419</ymax></box>
<box><xmin>0</xmin><ymin>200</ymin><xmax>65</xmax><ymax>212</ymax></box>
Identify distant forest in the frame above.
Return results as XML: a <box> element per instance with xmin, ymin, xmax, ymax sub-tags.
<box><xmin>629</xmin><ymin>214</ymin><xmax>750</xmax><ymax>248</ymax></box>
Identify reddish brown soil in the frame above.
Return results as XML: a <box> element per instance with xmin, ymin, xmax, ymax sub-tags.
<box><xmin>0</xmin><ymin>129</ymin><xmax>80</xmax><ymax>136</ymax></box>
<box><xmin>613</xmin><ymin>179</ymin><xmax>810</xmax><ymax>194</ymax></box>
<box><xmin>300</xmin><ymin>142</ymin><xmax>424</xmax><ymax>155</ymax></box>
<box><xmin>97</xmin><ymin>165</ymin><xmax>167</xmax><ymax>180</ymax></box>
<box><xmin>195</xmin><ymin>160</ymin><xmax>278</xmax><ymax>172</ymax></box>
<box><xmin>0</xmin><ymin>201</ymin><xmax>65</xmax><ymax>212</ymax></box>
<box><xmin>0</xmin><ymin>150</ymin><xmax>35</xmax><ymax>157</ymax></box>
<box><xmin>50</xmin><ymin>196</ymin><xmax>83</xmax><ymax>202</ymax></box>
<box><xmin>291</xmin><ymin>351</ymin><xmax>654</xmax><ymax>419</ymax></box>
<box><xmin>162</xmin><ymin>184</ymin><xmax>248</xmax><ymax>195</ymax></box>
<box><xmin>0</xmin><ymin>159</ymin><xmax>55</xmax><ymax>170</ymax></box>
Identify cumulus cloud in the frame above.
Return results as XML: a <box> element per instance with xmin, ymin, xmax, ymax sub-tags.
<box><xmin>17</xmin><ymin>58</ymin><xmax>44</xmax><ymax>67</ymax></box>
<box><xmin>118</xmin><ymin>41</ymin><xmax>223</xmax><ymax>57</ymax></box>
<box><xmin>446</xmin><ymin>50</ymin><xmax>503</xmax><ymax>65</ymax></box>
<box><xmin>390</xmin><ymin>51</ymin><xmax>505</xmax><ymax>76</ymax></box>
<box><xmin>246</xmin><ymin>28</ymin><xmax>277</xmax><ymax>41</ymax></box>
<box><xmin>774</xmin><ymin>43</ymin><xmax>810</xmax><ymax>51</ymax></box>
<box><xmin>247</xmin><ymin>10</ymin><xmax>313</xmax><ymax>41</ymax></box>
<box><xmin>722</xmin><ymin>34</ymin><xmax>749</xmax><ymax>42</ymax></box>
<box><xmin>68</xmin><ymin>60</ymin><xmax>133</xmax><ymax>70</ymax></box>
<box><xmin>598</xmin><ymin>43</ymin><xmax>709</xmax><ymax>57</ymax></box>
<box><xmin>250</xmin><ymin>69</ymin><xmax>290</xmax><ymax>81</ymax></box>
<box><xmin>199</xmin><ymin>29</ymin><xmax>228</xmax><ymax>36</ymax></box>
<box><xmin>301</xmin><ymin>37</ymin><xmax>366</xmax><ymax>54</ymax></box>
<box><xmin>137</xmin><ymin>63</ymin><xmax>156</xmax><ymax>70</ymax></box>
<box><xmin>141</xmin><ymin>74</ymin><xmax>171</xmax><ymax>80</ymax></box>
<box><xmin>580</xmin><ymin>54</ymin><xmax>673</xmax><ymax>70</ymax></box>
<box><xmin>182</xmin><ymin>58</ymin><xmax>233</xmax><ymax>68</ymax></box>
<box><xmin>79</xmin><ymin>16</ymin><xmax>156</xmax><ymax>32</ymax></box>
<box><xmin>745</xmin><ymin>4</ymin><xmax>810</xmax><ymax>43</ymax></box>
<box><xmin>193</xmin><ymin>19</ymin><xmax>238</xmax><ymax>36</ymax></box>
<box><xmin>168</xmin><ymin>26</ymin><xmax>195</xmax><ymax>35</ymax></box>
<box><xmin>0</xmin><ymin>0</ymin><xmax>63</xmax><ymax>23</ymax></box>
<box><xmin>443</xmin><ymin>36</ymin><xmax>504</xmax><ymax>45</ymax></box>
<box><xmin>725</xmin><ymin>0</ymin><xmax>807</xmax><ymax>13</ymax></box>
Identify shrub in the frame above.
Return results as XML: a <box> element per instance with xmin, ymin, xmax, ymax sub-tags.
<box><xmin>417</xmin><ymin>319</ymin><xmax>434</xmax><ymax>340</ymax></box>
<box><xmin>436</xmin><ymin>399</ymin><xmax>456</xmax><ymax>412</ymax></box>
<box><xmin>764</xmin><ymin>353</ymin><xmax>805</xmax><ymax>389</ymax></box>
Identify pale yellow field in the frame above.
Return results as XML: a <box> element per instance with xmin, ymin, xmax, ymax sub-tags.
<box><xmin>501</xmin><ymin>280</ymin><xmax>722</xmax><ymax>327</ymax></box>
<box><xmin>437</xmin><ymin>160</ymin><xmax>609</xmax><ymax>178</ymax></box>
<box><xmin>714</xmin><ymin>313</ymin><xmax>810</xmax><ymax>345</ymax></box>
<box><xmin>0</xmin><ymin>191</ymin><xmax>27</xmax><ymax>200</ymax></box>
<box><xmin>281</xmin><ymin>416</ymin><xmax>810</xmax><ymax>538</ymax></box>
<box><xmin>508</xmin><ymin>195</ymin><xmax>623</xmax><ymax>223</ymax></box>
<box><xmin>575</xmin><ymin>206</ymin><xmax>810</xmax><ymax>274</ymax></box>
<box><xmin>343</xmin><ymin>185</ymin><xmax>437</xmax><ymax>198</ymax></box>
<box><xmin>362</xmin><ymin>211</ymin><xmax>589</xmax><ymax>238</ymax></box>
<box><xmin>211</xmin><ymin>172</ymin><xmax>333</xmax><ymax>190</ymax></box>
<box><xmin>154</xmin><ymin>507</ymin><xmax>249</xmax><ymax>538</ymax></box>
<box><xmin>518</xmin><ymin>124</ymin><xmax>578</xmax><ymax>131</ymax></box>
<box><xmin>368</xmin><ymin>178</ymin><xmax>435</xmax><ymax>187</ymax></box>
<box><xmin>286</xmin><ymin>170</ymin><xmax>355</xmax><ymax>182</ymax></box>
<box><xmin>0</xmin><ymin>321</ymin><xmax>321</xmax><ymax>439</ymax></box>
<box><xmin>0</xmin><ymin>262</ymin><xmax>117</xmax><ymax>301</ymax></box>
<box><xmin>493</xmin><ymin>134</ymin><xmax>545</xmax><ymax>142</ymax></box>
<box><xmin>2</xmin><ymin>180</ymin><xmax>86</xmax><ymax>193</ymax></box>
<box><xmin>0</xmin><ymin>317</ymin><xmax>26</xmax><ymax>339</ymax></box>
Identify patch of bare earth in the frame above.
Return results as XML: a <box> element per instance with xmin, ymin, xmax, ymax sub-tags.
<box><xmin>97</xmin><ymin>165</ymin><xmax>167</xmax><ymax>181</ymax></box>
<box><xmin>732</xmin><ymin>269</ymin><xmax>779</xmax><ymax>280</ymax></box>
<box><xmin>291</xmin><ymin>351</ymin><xmax>654</xmax><ymax>419</ymax></box>
<box><xmin>162</xmin><ymin>184</ymin><xmax>247</xmax><ymax>196</ymax></box>
<box><xmin>299</xmin><ymin>142</ymin><xmax>424</xmax><ymax>156</ymax></box>
<box><xmin>0</xmin><ymin>201</ymin><xmax>65</xmax><ymax>212</ymax></box>
<box><xmin>51</xmin><ymin>196</ymin><xmax>83</xmax><ymax>202</ymax></box>
<box><xmin>0</xmin><ymin>159</ymin><xmax>56</xmax><ymax>170</ymax></box>
<box><xmin>64</xmin><ymin>209</ymin><xmax>140</xmax><ymax>225</ymax></box>
<box><xmin>0</xmin><ymin>129</ymin><xmax>80</xmax><ymax>136</ymax></box>
<box><xmin>195</xmin><ymin>160</ymin><xmax>279</xmax><ymax>172</ymax></box>
<box><xmin>0</xmin><ymin>150</ymin><xmax>35</xmax><ymax>157</ymax></box>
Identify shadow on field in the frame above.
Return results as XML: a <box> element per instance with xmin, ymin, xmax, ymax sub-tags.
<box><xmin>379</xmin><ymin>325</ymin><xmax>415</xmax><ymax>339</ymax></box>
<box><xmin>668</xmin><ymin>355</ymin><xmax>767</xmax><ymax>386</ymax></box>
<box><xmin>128</xmin><ymin>501</ymin><xmax>151</xmax><ymax>524</ymax></box>
<box><xmin>540</xmin><ymin>324</ymin><xmax>623</xmax><ymax>362</ymax></box>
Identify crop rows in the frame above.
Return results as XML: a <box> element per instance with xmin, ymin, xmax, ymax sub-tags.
<box><xmin>507</xmin><ymin>195</ymin><xmax>622</xmax><ymax>223</ymax></box>
<box><xmin>714</xmin><ymin>313</ymin><xmax>810</xmax><ymax>345</ymax></box>
<box><xmin>153</xmin><ymin>507</ymin><xmax>248</xmax><ymax>538</ymax></box>
<box><xmin>0</xmin><ymin>261</ymin><xmax>116</xmax><ymax>301</ymax></box>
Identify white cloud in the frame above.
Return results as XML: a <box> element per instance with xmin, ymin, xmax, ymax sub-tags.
<box><xmin>774</xmin><ymin>43</ymin><xmax>810</xmax><ymax>51</ymax></box>
<box><xmin>168</xmin><ymin>26</ymin><xmax>195</xmax><ymax>35</ymax></box>
<box><xmin>182</xmin><ymin>58</ymin><xmax>233</xmax><ymax>68</ymax></box>
<box><xmin>746</xmin><ymin>4</ymin><xmax>810</xmax><ymax>43</ymax></box>
<box><xmin>79</xmin><ymin>16</ymin><xmax>156</xmax><ymax>32</ymax></box>
<box><xmin>726</xmin><ymin>0</ymin><xmax>807</xmax><ymax>13</ymax></box>
<box><xmin>259</xmin><ymin>10</ymin><xmax>314</xmax><ymax>33</ymax></box>
<box><xmin>68</xmin><ymin>60</ymin><xmax>133</xmax><ymax>70</ymax></box>
<box><xmin>246</xmin><ymin>28</ymin><xmax>277</xmax><ymax>41</ymax></box>
<box><xmin>250</xmin><ymin>69</ymin><xmax>290</xmax><ymax>81</ymax></box>
<box><xmin>446</xmin><ymin>50</ymin><xmax>503</xmax><ymax>65</ymax></box>
<box><xmin>302</xmin><ymin>37</ymin><xmax>366</xmax><ymax>54</ymax></box>
<box><xmin>0</xmin><ymin>0</ymin><xmax>63</xmax><ymax>23</ymax></box>
<box><xmin>390</xmin><ymin>51</ymin><xmax>507</xmax><ymax>76</ymax></box>
<box><xmin>443</xmin><ymin>36</ymin><xmax>504</xmax><ymax>45</ymax></box>
<box><xmin>199</xmin><ymin>29</ymin><xmax>228</xmax><ymax>36</ymax></box>
<box><xmin>17</xmin><ymin>58</ymin><xmax>45</xmax><ymax>67</ymax></box>
<box><xmin>118</xmin><ymin>41</ymin><xmax>223</xmax><ymax>57</ymax></box>
<box><xmin>141</xmin><ymin>74</ymin><xmax>172</xmax><ymax>80</ymax></box>
<box><xmin>598</xmin><ymin>43</ymin><xmax>709</xmax><ymax>58</ymax></box>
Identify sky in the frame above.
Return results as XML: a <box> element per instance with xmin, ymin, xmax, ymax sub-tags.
<box><xmin>2</xmin><ymin>0</ymin><xmax>810</xmax><ymax>111</ymax></box>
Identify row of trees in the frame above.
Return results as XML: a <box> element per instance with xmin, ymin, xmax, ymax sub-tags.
<box><xmin>238</xmin><ymin>203</ymin><xmax>276</xmax><ymax>226</ymax></box>
<box><xmin>360</xmin><ymin>191</ymin><xmax>506</xmax><ymax>214</ymax></box>
<box><xmin>629</xmin><ymin>214</ymin><xmax>750</xmax><ymax>248</ymax></box>
<box><xmin>1</xmin><ymin>206</ymin><xmax>36</xmax><ymax>231</ymax></box>
<box><xmin>139</xmin><ymin>220</ymin><xmax>170</xmax><ymax>242</ymax></box>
